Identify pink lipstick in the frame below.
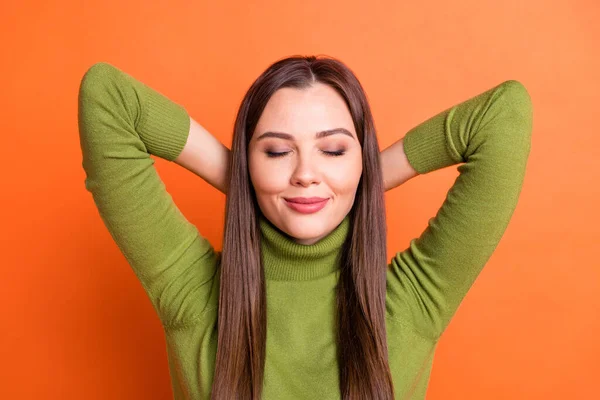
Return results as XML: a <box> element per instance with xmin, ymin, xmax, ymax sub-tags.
<box><xmin>284</xmin><ymin>197</ymin><xmax>329</xmax><ymax>214</ymax></box>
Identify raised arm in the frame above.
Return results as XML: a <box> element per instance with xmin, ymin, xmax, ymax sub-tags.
<box><xmin>385</xmin><ymin>80</ymin><xmax>533</xmax><ymax>339</ymax></box>
<box><xmin>175</xmin><ymin>116</ymin><xmax>231</xmax><ymax>195</ymax></box>
<box><xmin>381</xmin><ymin>137</ymin><xmax>419</xmax><ymax>191</ymax></box>
<box><xmin>78</xmin><ymin>62</ymin><xmax>221</xmax><ymax>328</ymax></box>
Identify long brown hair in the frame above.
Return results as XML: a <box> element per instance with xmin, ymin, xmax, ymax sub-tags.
<box><xmin>211</xmin><ymin>55</ymin><xmax>393</xmax><ymax>400</ymax></box>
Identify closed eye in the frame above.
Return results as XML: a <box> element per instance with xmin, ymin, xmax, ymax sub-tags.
<box><xmin>265</xmin><ymin>151</ymin><xmax>288</xmax><ymax>158</ymax></box>
<box><xmin>265</xmin><ymin>150</ymin><xmax>346</xmax><ymax>158</ymax></box>
<box><xmin>322</xmin><ymin>150</ymin><xmax>345</xmax><ymax>157</ymax></box>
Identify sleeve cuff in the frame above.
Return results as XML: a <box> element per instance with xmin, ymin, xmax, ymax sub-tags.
<box><xmin>402</xmin><ymin>109</ymin><xmax>462</xmax><ymax>175</ymax></box>
<box><xmin>136</xmin><ymin>82</ymin><xmax>191</xmax><ymax>162</ymax></box>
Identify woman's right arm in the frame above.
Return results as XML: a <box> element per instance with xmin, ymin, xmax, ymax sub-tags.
<box><xmin>78</xmin><ymin>62</ymin><xmax>222</xmax><ymax>328</ymax></box>
<box><xmin>174</xmin><ymin>116</ymin><xmax>231</xmax><ymax>195</ymax></box>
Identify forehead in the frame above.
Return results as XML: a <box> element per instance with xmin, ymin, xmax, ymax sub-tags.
<box><xmin>253</xmin><ymin>83</ymin><xmax>355</xmax><ymax>139</ymax></box>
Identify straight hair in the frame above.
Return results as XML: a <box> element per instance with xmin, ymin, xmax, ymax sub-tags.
<box><xmin>210</xmin><ymin>55</ymin><xmax>394</xmax><ymax>400</ymax></box>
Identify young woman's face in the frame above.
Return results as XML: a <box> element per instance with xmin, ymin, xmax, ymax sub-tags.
<box><xmin>248</xmin><ymin>83</ymin><xmax>363</xmax><ymax>245</ymax></box>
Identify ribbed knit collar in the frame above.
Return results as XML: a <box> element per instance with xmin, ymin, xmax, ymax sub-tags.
<box><xmin>259</xmin><ymin>214</ymin><xmax>351</xmax><ymax>281</ymax></box>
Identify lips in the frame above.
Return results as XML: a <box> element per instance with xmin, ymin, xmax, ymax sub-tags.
<box><xmin>284</xmin><ymin>197</ymin><xmax>328</xmax><ymax>204</ymax></box>
<box><xmin>283</xmin><ymin>197</ymin><xmax>329</xmax><ymax>214</ymax></box>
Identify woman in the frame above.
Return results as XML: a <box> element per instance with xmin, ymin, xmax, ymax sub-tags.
<box><xmin>77</xmin><ymin>55</ymin><xmax>532</xmax><ymax>399</ymax></box>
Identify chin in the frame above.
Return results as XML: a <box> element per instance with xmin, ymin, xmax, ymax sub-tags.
<box><xmin>289</xmin><ymin>226</ymin><xmax>323</xmax><ymax>240</ymax></box>
<box><xmin>282</xmin><ymin>216</ymin><xmax>329</xmax><ymax>241</ymax></box>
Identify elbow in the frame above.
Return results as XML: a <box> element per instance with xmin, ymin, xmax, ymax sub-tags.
<box><xmin>500</xmin><ymin>80</ymin><xmax>533</xmax><ymax>161</ymax></box>
<box><xmin>78</xmin><ymin>62</ymin><xmax>119</xmax><ymax>100</ymax></box>
<box><xmin>501</xmin><ymin>80</ymin><xmax>533</xmax><ymax>123</ymax></box>
<box><xmin>501</xmin><ymin>80</ymin><xmax>533</xmax><ymax>140</ymax></box>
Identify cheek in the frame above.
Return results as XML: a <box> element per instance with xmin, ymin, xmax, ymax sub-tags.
<box><xmin>326</xmin><ymin>157</ymin><xmax>363</xmax><ymax>193</ymax></box>
<box><xmin>249</xmin><ymin>156</ymin><xmax>289</xmax><ymax>194</ymax></box>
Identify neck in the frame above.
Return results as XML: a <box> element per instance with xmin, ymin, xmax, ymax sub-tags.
<box><xmin>258</xmin><ymin>214</ymin><xmax>351</xmax><ymax>281</ymax></box>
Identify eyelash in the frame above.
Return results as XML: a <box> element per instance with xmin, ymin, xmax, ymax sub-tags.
<box><xmin>266</xmin><ymin>150</ymin><xmax>346</xmax><ymax>158</ymax></box>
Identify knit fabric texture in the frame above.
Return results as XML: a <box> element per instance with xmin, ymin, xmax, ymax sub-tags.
<box><xmin>78</xmin><ymin>62</ymin><xmax>532</xmax><ymax>399</ymax></box>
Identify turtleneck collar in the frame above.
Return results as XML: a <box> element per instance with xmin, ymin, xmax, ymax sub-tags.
<box><xmin>259</xmin><ymin>214</ymin><xmax>351</xmax><ymax>281</ymax></box>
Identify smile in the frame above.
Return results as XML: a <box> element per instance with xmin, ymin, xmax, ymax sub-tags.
<box><xmin>284</xmin><ymin>198</ymin><xmax>329</xmax><ymax>214</ymax></box>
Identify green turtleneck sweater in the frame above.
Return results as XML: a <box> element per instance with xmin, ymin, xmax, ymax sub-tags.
<box><xmin>78</xmin><ymin>62</ymin><xmax>532</xmax><ymax>399</ymax></box>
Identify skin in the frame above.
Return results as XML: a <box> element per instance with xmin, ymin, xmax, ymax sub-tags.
<box><xmin>247</xmin><ymin>83</ymin><xmax>363</xmax><ymax>245</ymax></box>
<box><xmin>174</xmin><ymin>85</ymin><xmax>418</xmax><ymax>245</ymax></box>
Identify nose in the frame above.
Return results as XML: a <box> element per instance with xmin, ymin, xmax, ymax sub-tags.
<box><xmin>290</xmin><ymin>151</ymin><xmax>320</xmax><ymax>187</ymax></box>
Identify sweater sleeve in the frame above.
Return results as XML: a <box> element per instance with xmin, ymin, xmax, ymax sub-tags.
<box><xmin>77</xmin><ymin>62</ymin><xmax>220</xmax><ymax>328</ymax></box>
<box><xmin>386</xmin><ymin>80</ymin><xmax>533</xmax><ymax>340</ymax></box>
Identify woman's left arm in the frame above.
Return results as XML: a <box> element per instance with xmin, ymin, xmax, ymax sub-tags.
<box><xmin>385</xmin><ymin>80</ymin><xmax>533</xmax><ymax>339</ymax></box>
<box><xmin>381</xmin><ymin>137</ymin><xmax>419</xmax><ymax>191</ymax></box>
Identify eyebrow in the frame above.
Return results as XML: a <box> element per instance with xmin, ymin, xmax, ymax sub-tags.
<box><xmin>255</xmin><ymin>128</ymin><xmax>355</xmax><ymax>141</ymax></box>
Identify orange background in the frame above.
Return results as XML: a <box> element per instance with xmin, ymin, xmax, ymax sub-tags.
<box><xmin>1</xmin><ymin>0</ymin><xmax>598</xmax><ymax>398</ymax></box>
